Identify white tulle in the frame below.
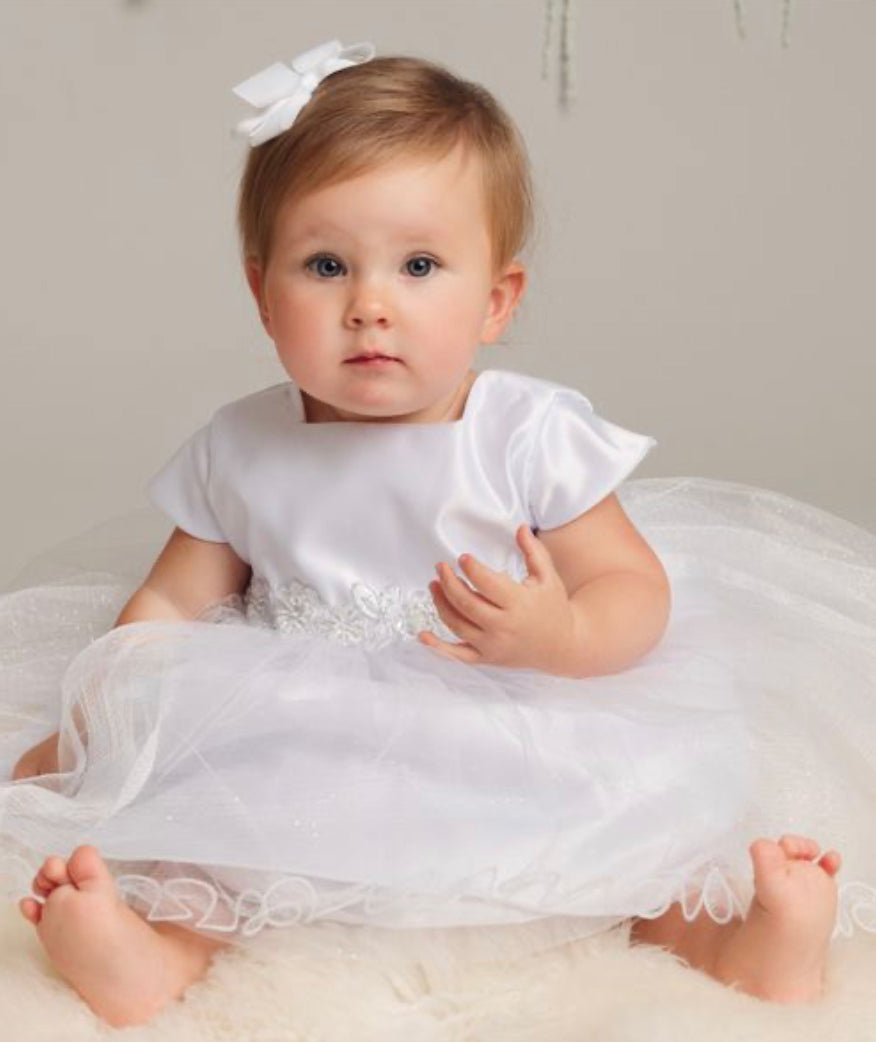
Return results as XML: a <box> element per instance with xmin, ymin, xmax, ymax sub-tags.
<box><xmin>1</xmin><ymin>476</ymin><xmax>875</xmax><ymax>963</ymax></box>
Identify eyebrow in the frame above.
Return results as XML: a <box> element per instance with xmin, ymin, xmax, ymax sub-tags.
<box><xmin>290</xmin><ymin>222</ymin><xmax>446</xmax><ymax>244</ymax></box>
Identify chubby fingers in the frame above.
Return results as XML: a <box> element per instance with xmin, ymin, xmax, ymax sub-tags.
<box><xmin>419</xmin><ymin>555</ymin><xmax>516</xmax><ymax>663</ymax></box>
<box><xmin>456</xmin><ymin>554</ymin><xmax>519</xmax><ymax>608</ymax></box>
<box><xmin>418</xmin><ymin>628</ymin><xmax>481</xmax><ymax>664</ymax></box>
<box><xmin>419</xmin><ymin>577</ymin><xmax>482</xmax><ymax>661</ymax></box>
<box><xmin>433</xmin><ymin>560</ymin><xmax>508</xmax><ymax>627</ymax></box>
<box><xmin>516</xmin><ymin>524</ymin><xmax>556</xmax><ymax>582</ymax></box>
<box><xmin>428</xmin><ymin>573</ymin><xmax>483</xmax><ymax>642</ymax></box>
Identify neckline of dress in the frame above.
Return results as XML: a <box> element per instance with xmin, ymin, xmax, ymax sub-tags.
<box><xmin>287</xmin><ymin>369</ymin><xmax>493</xmax><ymax>429</ymax></box>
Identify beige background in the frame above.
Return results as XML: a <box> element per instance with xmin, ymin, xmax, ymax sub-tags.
<box><xmin>1</xmin><ymin>0</ymin><xmax>873</xmax><ymax>589</ymax></box>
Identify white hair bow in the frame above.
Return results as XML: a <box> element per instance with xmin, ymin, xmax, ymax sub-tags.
<box><xmin>232</xmin><ymin>40</ymin><xmax>376</xmax><ymax>147</ymax></box>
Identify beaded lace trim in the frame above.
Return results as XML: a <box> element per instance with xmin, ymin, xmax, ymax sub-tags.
<box><xmin>201</xmin><ymin>573</ymin><xmax>458</xmax><ymax>650</ymax></box>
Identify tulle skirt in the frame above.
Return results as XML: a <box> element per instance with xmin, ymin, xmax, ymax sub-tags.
<box><xmin>1</xmin><ymin>477</ymin><xmax>875</xmax><ymax>965</ymax></box>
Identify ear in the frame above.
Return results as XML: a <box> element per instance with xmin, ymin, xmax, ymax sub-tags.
<box><xmin>480</xmin><ymin>261</ymin><xmax>527</xmax><ymax>344</ymax></box>
<box><xmin>245</xmin><ymin>256</ymin><xmax>273</xmax><ymax>337</ymax></box>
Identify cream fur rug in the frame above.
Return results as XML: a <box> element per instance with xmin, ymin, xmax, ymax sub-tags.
<box><xmin>4</xmin><ymin>902</ymin><xmax>876</xmax><ymax>1041</ymax></box>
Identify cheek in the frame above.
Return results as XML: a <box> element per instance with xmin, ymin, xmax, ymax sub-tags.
<box><xmin>445</xmin><ymin>295</ymin><xmax>490</xmax><ymax>343</ymax></box>
<box><xmin>414</xmin><ymin>295</ymin><xmax>487</xmax><ymax>364</ymax></box>
<box><xmin>417</xmin><ymin>281</ymin><xmax>489</xmax><ymax>327</ymax></box>
<box><xmin>269</xmin><ymin>286</ymin><xmax>329</xmax><ymax>339</ymax></box>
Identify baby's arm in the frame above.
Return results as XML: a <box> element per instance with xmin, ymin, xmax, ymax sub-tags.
<box><xmin>537</xmin><ymin>492</ymin><xmax>670</xmax><ymax>676</ymax></box>
<box><xmin>11</xmin><ymin>529</ymin><xmax>251</xmax><ymax>780</ymax></box>
<box><xmin>425</xmin><ymin>493</ymin><xmax>670</xmax><ymax>678</ymax></box>
<box><xmin>115</xmin><ymin>527</ymin><xmax>252</xmax><ymax>627</ymax></box>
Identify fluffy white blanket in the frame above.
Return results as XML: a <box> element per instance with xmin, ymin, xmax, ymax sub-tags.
<box><xmin>4</xmin><ymin>904</ymin><xmax>875</xmax><ymax>1041</ymax></box>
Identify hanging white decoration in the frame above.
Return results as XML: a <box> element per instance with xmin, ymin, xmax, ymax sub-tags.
<box><xmin>541</xmin><ymin>0</ymin><xmax>577</xmax><ymax>110</ymax></box>
<box><xmin>733</xmin><ymin>0</ymin><xmax>795</xmax><ymax>48</ymax></box>
<box><xmin>542</xmin><ymin>0</ymin><xmax>796</xmax><ymax>112</ymax></box>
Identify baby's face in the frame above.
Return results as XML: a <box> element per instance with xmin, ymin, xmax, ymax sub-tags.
<box><xmin>248</xmin><ymin>143</ymin><xmax>524</xmax><ymax>423</ymax></box>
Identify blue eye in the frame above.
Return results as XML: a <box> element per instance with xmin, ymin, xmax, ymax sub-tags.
<box><xmin>306</xmin><ymin>254</ymin><xmax>345</xmax><ymax>278</ymax></box>
<box><xmin>406</xmin><ymin>256</ymin><xmax>438</xmax><ymax>277</ymax></box>
<box><xmin>305</xmin><ymin>254</ymin><xmax>438</xmax><ymax>278</ymax></box>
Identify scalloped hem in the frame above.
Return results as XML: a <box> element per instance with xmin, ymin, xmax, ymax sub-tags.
<box><xmin>3</xmin><ymin>850</ymin><xmax>874</xmax><ymax>947</ymax></box>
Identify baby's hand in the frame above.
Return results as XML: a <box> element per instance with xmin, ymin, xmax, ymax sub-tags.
<box><xmin>419</xmin><ymin>525</ymin><xmax>578</xmax><ymax>673</ymax></box>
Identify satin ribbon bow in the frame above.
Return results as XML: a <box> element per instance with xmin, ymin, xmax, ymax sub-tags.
<box><xmin>232</xmin><ymin>40</ymin><xmax>376</xmax><ymax>147</ymax></box>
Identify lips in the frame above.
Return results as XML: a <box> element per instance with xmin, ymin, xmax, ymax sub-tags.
<box><xmin>346</xmin><ymin>354</ymin><xmax>400</xmax><ymax>363</ymax></box>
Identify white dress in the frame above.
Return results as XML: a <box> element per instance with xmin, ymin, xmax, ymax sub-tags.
<box><xmin>1</xmin><ymin>367</ymin><xmax>875</xmax><ymax>963</ymax></box>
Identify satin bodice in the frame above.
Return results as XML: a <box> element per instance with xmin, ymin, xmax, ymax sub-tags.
<box><xmin>146</xmin><ymin>368</ymin><xmax>656</xmax><ymax>639</ymax></box>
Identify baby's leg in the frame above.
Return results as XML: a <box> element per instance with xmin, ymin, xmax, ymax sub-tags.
<box><xmin>630</xmin><ymin>835</ymin><xmax>841</xmax><ymax>1003</ymax></box>
<box><xmin>19</xmin><ymin>846</ymin><xmax>228</xmax><ymax>1028</ymax></box>
<box><xmin>630</xmin><ymin>896</ymin><xmax>742</xmax><ymax>974</ymax></box>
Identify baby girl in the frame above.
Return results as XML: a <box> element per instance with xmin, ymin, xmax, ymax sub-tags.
<box><xmin>6</xmin><ymin>41</ymin><xmax>848</xmax><ymax>1028</ymax></box>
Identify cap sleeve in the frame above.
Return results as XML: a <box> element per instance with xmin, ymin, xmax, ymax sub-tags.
<box><xmin>526</xmin><ymin>390</ymin><xmax>657</xmax><ymax>532</ymax></box>
<box><xmin>146</xmin><ymin>422</ymin><xmax>227</xmax><ymax>542</ymax></box>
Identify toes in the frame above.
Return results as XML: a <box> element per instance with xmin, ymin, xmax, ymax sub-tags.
<box><xmin>778</xmin><ymin>834</ymin><xmax>820</xmax><ymax>859</ymax></box>
<box><xmin>41</xmin><ymin>855</ymin><xmax>71</xmax><ymax>886</ymax></box>
<box><xmin>750</xmin><ymin>838</ymin><xmax>787</xmax><ymax>877</ymax></box>
<box><xmin>19</xmin><ymin>897</ymin><xmax>43</xmax><ymax>925</ymax></box>
<box><xmin>33</xmin><ymin>855</ymin><xmax>70</xmax><ymax>897</ymax></box>
<box><xmin>818</xmin><ymin>849</ymin><xmax>842</xmax><ymax>876</ymax></box>
<box><xmin>67</xmin><ymin>845</ymin><xmax>115</xmax><ymax>895</ymax></box>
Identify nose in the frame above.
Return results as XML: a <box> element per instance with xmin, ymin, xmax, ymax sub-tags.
<box><xmin>343</xmin><ymin>277</ymin><xmax>392</xmax><ymax>330</ymax></box>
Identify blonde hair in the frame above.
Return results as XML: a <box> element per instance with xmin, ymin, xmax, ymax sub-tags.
<box><xmin>236</xmin><ymin>55</ymin><xmax>534</xmax><ymax>277</ymax></box>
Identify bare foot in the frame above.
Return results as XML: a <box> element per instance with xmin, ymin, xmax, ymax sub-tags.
<box><xmin>19</xmin><ymin>845</ymin><xmax>223</xmax><ymax>1027</ymax></box>
<box><xmin>712</xmin><ymin>834</ymin><xmax>841</xmax><ymax>1003</ymax></box>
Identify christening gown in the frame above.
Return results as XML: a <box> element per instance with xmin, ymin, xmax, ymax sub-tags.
<box><xmin>1</xmin><ymin>367</ymin><xmax>875</xmax><ymax>965</ymax></box>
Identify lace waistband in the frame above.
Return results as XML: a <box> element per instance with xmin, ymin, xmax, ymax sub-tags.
<box><xmin>200</xmin><ymin>574</ymin><xmax>457</xmax><ymax>650</ymax></box>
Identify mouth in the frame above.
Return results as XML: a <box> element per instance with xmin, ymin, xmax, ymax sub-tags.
<box><xmin>345</xmin><ymin>354</ymin><xmax>401</xmax><ymax>365</ymax></box>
